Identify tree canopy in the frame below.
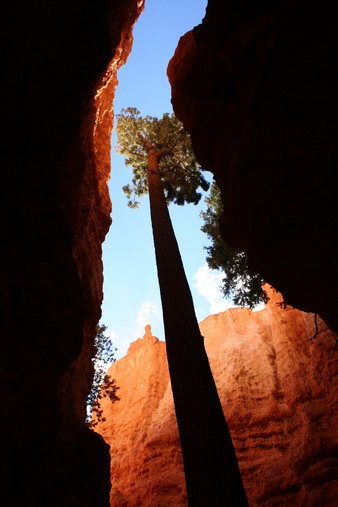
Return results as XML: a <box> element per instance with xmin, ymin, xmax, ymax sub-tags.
<box><xmin>201</xmin><ymin>181</ymin><xmax>268</xmax><ymax>308</ymax></box>
<box><xmin>117</xmin><ymin>107</ymin><xmax>267</xmax><ymax>309</ymax></box>
<box><xmin>116</xmin><ymin>107</ymin><xmax>209</xmax><ymax>207</ymax></box>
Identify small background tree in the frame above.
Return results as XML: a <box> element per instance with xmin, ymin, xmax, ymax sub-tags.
<box><xmin>86</xmin><ymin>324</ymin><xmax>120</xmax><ymax>427</ymax></box>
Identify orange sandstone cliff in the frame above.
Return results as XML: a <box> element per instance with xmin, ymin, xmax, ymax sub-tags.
<box><xmin>95</xmin><ymin>292</ymin><xmax>338</xmax><ymax>506</ymax></box>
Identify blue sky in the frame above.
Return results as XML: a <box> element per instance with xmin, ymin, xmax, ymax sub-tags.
<box><xmin>101</xmin><ymin>0</ymin><xmax>235</xmax><ymax>359</ymax></box>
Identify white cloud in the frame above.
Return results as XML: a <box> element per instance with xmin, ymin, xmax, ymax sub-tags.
<box><xmin>105</xmin><ymin>327</ymin><xmax>133</xmax><ymax>361</ymax></box>
<box><xmin>107</xmin><ymin>328</ymin><xmax>119</xmax><ymax>343</ymax></box>
<box><xmin>193</xmin><ymin>264</ymin><xmax>234</xmax><ymax>315</ymax></box>
<box><xmin>253</xmin><ymin>301</ymin><xmax>265</xmax><ymax>312</ymax></box>
<box><xmin>135</xmin><ymin>300</ymin><xmax>160</xmax><ymax>338</ymax></box>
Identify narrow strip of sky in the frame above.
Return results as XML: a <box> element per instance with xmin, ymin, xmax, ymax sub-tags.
<box><xmin>101</xmin><ymin>0</ymin><xmax>232</xmax><ymax>359</ymax></box>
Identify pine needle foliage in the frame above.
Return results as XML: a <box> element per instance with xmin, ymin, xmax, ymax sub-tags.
<box><xmin>116</xmin><ymin>107</ymin><xmax>209</xmax><ymax>207</ymax></box>
<box><xmin>86</xmin><ymin>324</ymin><xmax>120</xmax><ymax>427</ymax></box>
<box><xmin>201</xmin><ymin>181</ymin><xmax>269</xmax><ymax>308</ymax></box>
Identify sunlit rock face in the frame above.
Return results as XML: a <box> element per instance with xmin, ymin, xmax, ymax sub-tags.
<box><xmin>95</xmin><ymin>291</ymin><xmax>338</xmax><ymax>506</ymax></box>
<box><xmin>96</xmin><ymin>326</ymin><xmax>186</xmax><ymax>506</ymax></box>
<box><xmin>1</xmin><ymin>1</ymin><xmax>143</xmax><ymax>504</ymax></box>
<box><xmin>168</xmin><ymin>1</ymin><xmax>338</xmax><ymax>331</ymax></box>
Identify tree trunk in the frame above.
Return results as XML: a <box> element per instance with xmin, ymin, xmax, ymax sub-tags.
<box><xmin>147</xmin><ymin>148</ymin><xmax>248</xmax><ymax>506</ymax></box>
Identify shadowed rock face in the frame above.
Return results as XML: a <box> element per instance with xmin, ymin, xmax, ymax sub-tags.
<box><xmin>2</xmin><ymin>0</ymin><xmax>337</xmax><ymax>504</ymax></box>
<box><xmin>95</xmin><ymin>293</ymin><xmax>338</xmax><ymax>506</ymax></box>
<box><xmin>168</xmin><ymin>0</ymin><xmax>338</xmax><ymax>331</ymax></box>
<box><xmin>1</xmin><ymin>1</ymin><xmax>143</xmax><ymax>505</ymax></box>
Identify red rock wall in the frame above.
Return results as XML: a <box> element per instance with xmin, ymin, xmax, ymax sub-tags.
<box><xmin>1</xmin><ymin>1</ymin><xmax>143</xmax><ymax>505</ymax></box>
<box><xmin>95</xmin><ymin>292</ymin><xmax>338</xmax><ymax>506</ymax></box>
<box><xmin>168</xmin><ymin>0</ymin><xmax>338</xmax><ymax>331</ymax></box>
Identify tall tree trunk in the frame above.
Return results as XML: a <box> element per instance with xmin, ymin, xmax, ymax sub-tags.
<box><xmin>147</xmin><ymin>148</ymin><xmax>248</xmax><ymax>506</ymax></box>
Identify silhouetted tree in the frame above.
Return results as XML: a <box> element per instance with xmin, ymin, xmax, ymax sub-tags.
<box><xmin>86</xmin><ymin>324</ymin><xmax>120</xmax><ymax>427</ymax></box>
<box><xmin>116</xmin><ymin>108</ymin><xmax>248</xmax><ymax>506</ymax></box>
<box><xmin>201</xmin><ymin>180</ymin><xmax>268</xmax><ymax>308</ymax></box>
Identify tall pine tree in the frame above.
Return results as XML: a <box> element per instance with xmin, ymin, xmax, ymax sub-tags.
<box><xmin>116</xmin><ymin>108</ymin><xmax>248</xmax><ymax>505</ymax></box>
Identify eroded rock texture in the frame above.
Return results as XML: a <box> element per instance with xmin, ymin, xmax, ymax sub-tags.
<box><xmin>95</xmin><ymin>293</ymin><xmax>338</xmax><ymax>506</ymax></box>
<box><xmin>168</xmin><ymin>0</ymin><xmax>338</xmax><ymax>331</ymax></box>
<box><xmin>1</xmin><ymin>1</ymin><xmax>143</xmax><ymax>505</ymax></box>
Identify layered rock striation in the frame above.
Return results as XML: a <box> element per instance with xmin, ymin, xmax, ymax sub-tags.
<box><xmin>95</xmin><ymin>292</ymin><xmax>338</xmax><ymax>506</ymax></box>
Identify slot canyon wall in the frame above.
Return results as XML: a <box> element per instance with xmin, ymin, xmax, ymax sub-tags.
<box><xmin>2</xmin><ymin>0</ymin><xmax>338</xmax><ymax>505</ymax></box>
<box><xmin>168</xmin><ymin>0</ymin><xmax>338</xmax><ymax>331</ymax></box>
<box><xmin>95</xmin><ymin>291</ymin><xmax>338</xmax><ymax>506</ymax></box>
<box><xmin>1</xmin><ymin>1</ymin><xmax>143</xmax><ymax>505</ymax></box>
